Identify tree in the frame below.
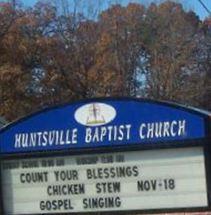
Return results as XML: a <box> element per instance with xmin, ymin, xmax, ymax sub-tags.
<box><xmin>143</xmin><ymin>1</ymin><xmax>206</xmax><ymax>107</ymax></box>
<box><xmin>0</xmin><ymin>2</ymin><xmax>57</xmax><ymax>120</ymax></box>
<box><xmin>200</xmin><ymin>17</ymin><xmax>211</xmax><ymax>110</ymax></box>
<box><xmin>91</xmin><ymin>3</ymin><xmax>147</xmax><ymax>96</ymax></box>
<box><xmin>0</xmin><ymin>0</ymin><xmax>210</xmax><ymax>122</ymax></box>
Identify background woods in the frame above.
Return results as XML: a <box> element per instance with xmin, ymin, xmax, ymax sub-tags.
<box><xmin>0</xmin><ymin>0</ymin><xmax>210</xmax><ymax>121</ymax></box>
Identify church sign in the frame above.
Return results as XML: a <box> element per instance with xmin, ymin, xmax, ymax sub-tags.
<box><xmin>0</xmin><ymin>99</ymin><xmax>207</xmax><ymax>153</ymax></box>
<box><xmin>0</xmin><ymin>98</ymin><xmax>210</xmax><ymax>214</ymax></box>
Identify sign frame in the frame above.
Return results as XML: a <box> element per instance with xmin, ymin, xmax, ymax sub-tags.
<box><xmin>0</xmin><ymin>97</ymin><xmax>210</xmax><ymax>215</ymax></box>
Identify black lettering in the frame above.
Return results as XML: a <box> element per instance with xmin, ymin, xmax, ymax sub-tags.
<box><xmin>104</xmin><ymin>168</ymin><xmax>109</xmax><ymax>179</ymax></box>
<box><xmin>54</xmin><ymin>171</ymin><xmax>59</xmax><ymax>181</ymax></box>
<box><xmin>133</xmin><ymin>166</ymin><xmax>139</xmax><ymax>177</ymax></box>
<box><xmin>137</xmin><ymin>180</ymin><xmax>157</xmax><ymax>191</ymax></box>
<box><xmin>52</xmin><ymin>200</ymin><xmax>57</xmax><ymax>210</ymax></box>
<box><xmin>40</xmin><ymin>201</ymin><xmax>45</xmax><ymax>210</ymax></box>
<box><xmin>137</xmin><ymin>180</ymin><xmax>143</xmax><ymax>191</ymax></box>
<box><xmin>40</xmin><ymin>199</ymin><xmax>74</xmax><ymax>211</ymax></box>
<box><xmin>20</xmin><ymin>173</ymin><xmax>25</xmax><ymax>183</ymax></box>
<box><xmin>96</xmin><ymin>183</ymin><xmax>101</xmax><ymax>193</ymax></box>
<box><xmin>164</xmin><ymin>179</ymin><xmax>175</xmax><ymax>190</ymax></box>
<box><xmin>47</xmin><ymin>184</ymin><xmax>85</xmax><ymax>196</ymax></box>
<box><xmin>54</xmin><ymin>170</ymin><xmax>78</xmax><ymax>181</ymax></box>
<box><xmin>113</xmin><ymin>182</ymin><xmax>121</xmax><ymax>193</ymax></box>
<box><xmin>22</xmin><ymin>160</ymin><xmax>39</xmax><ymax>168</ymax></box>
<box><xmin>96</xmin><ymin>182</ymin><xmax>121</xmax><ymax>193</ymax></box>
<box><xmin>83</xmin><ymin>199</ymin><xmax>88</xmax><ymax>209</ymax></box>
<box><xmin>58</xmin><ymin>200</ymin><xmax>63</xmax><ymax>209</ymax></box>
<box><xmin>2</xmin><ymin>162</ymin><xmax>20</xmax><ymax>170</ymax></box>
<box><xmin>86</xmin><ymin>166</ymin><xmax>139</xmax><ymax>179</ymax></box>
<box><xmin>83</xmin><ymin>197</ymin><xmax>121</xmax><ymax>209</ymax></box>
<box><xmin>110</xmin><ymin>167</ymin><xmax>116</xmax><ymax>178</ymax></box>
<box><xmin>76</xmin><ymin>156</ymin><xmax>98</xmax><ymax>165</ymax></box>
<box><xmin>98</xmin><ymin>168</ymin><xmax>103</xmax><ymax>179</ymax></box>
<box><xmin>86</xmin><ymin>169</ymin><xmax>92</xmax><ymax>179</ymax></box>
<box><xmin>20</xmin><ymin>172</ymin><xmax>48</xmax><ymax>183</ymax></box>
<box><xmin>151</xmin><ymin>180</ymin><xmax>157</xmax><ymax>190</ymax></box>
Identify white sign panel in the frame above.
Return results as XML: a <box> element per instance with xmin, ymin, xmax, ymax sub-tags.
<box><xmin>1</xmin><ymin>147</ymin><xmax>208</xmax><ymax>214</ymax></box>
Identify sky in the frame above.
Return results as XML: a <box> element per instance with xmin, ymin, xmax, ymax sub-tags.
<box><xmin>14</xmin><ymin>0</ymin><xmax>211</xmax><ymax>20</ymax></box>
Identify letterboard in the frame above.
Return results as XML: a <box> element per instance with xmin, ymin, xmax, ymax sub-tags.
<box><xmin>1</xmin><ymin>147</ymin><xmax>208</xmax><ymax>214</ymax></box>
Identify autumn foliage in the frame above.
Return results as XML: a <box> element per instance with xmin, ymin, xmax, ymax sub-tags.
<box><xmin>0</xmin><ymin>0</ymin><xmax>210</xmax><ymax>121</ymax></box>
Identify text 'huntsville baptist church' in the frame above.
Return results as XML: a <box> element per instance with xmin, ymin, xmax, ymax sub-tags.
<box><xmin>14</xmin><ymin>120</ymin><xmax>186</xmax><ymax>148</ymax></box>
